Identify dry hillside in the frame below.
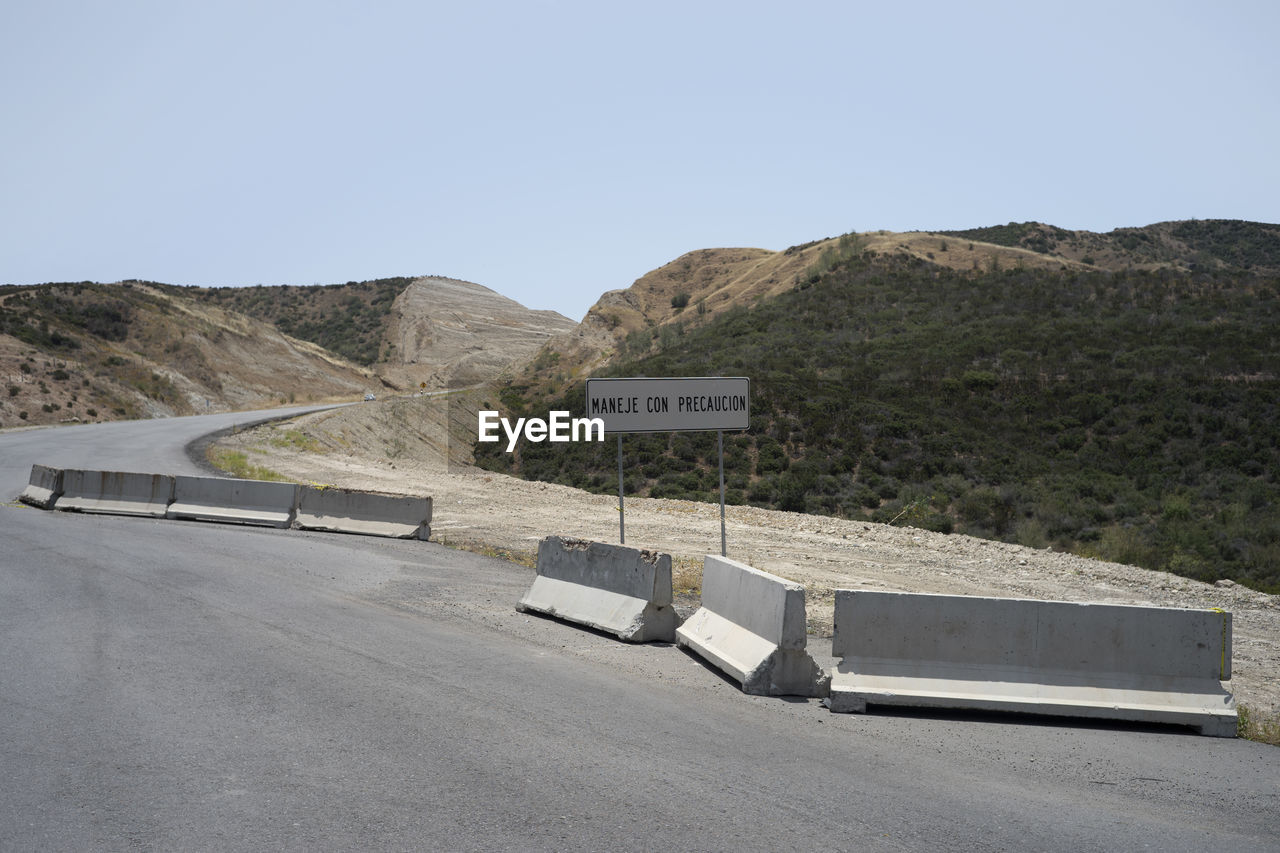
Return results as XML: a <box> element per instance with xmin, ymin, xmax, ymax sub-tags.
<box><xmin>193</xmin><ymin>275</ymin><xmax>576</xmax><ymax>392</ymax></box>
<box><xmin>513</xmin><ymin>230</ymin><xmax>1095</xmax><ymax>391</ymax></box>
<box><xmin>513</xmin><ymin>219</ymin><xmax>1280</xmax><ymax>393</ymax></box>
<box><xmin>376</xmin><ymin>277</ymin><xmax>577</xmax><ymax>390</ymax></box>
<box><xmin>1</xmin><ymin>275</ymin><xmax>576</xmax><ymax>430</ymax></box>
<box><xmin>939</xmin><ymin>219</ymin><xmax>1280</xmax><ymax>275</ymax></box>
<box><xmin>0</xmin><ymin>281</ymin><xmax>376</xmax><ymax>428</ymax></box>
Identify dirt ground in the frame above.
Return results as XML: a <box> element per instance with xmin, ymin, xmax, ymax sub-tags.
<box><xmin>214</xmin><ymin>402</ymin><xmax>1280</xmax><ymax>719</ymax></box>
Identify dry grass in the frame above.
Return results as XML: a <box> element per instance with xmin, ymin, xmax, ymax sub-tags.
<box><xmin>671</xmin><ymin>555</ymin><xmax>703</xmax><ymax>595</ymax></box>
<box><xmin>206</xmin><ymin>447</ymin><xmax>288</xmax><ymax>482</ymax></box>
<box><xmin>432</xmin><ymin>533</ymin><xmax>537</xmax><ymax>569</ymax></box>
<box><xmin>267</xmin><ymin>428</ymin><xmax>325</xmax><ymax>453</ymax></box>
<box><xmin>1238</xmin><ymin>705</ymin><xmax>1280</xmax><ymax>746</ymax></box>
<box><xmin>858</xmin><ymin>231</ymin><xmax>1090</xmax><ymax>276</ymax></box>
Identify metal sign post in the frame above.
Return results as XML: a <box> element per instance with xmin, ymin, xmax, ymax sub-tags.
<box><xmin>718</xmin><ymin>429</ymin><xmax>726</xmax><ymax>557</ymax></box>
<box><xmin>586</xmin><ymin>377</ymin><xmax>749</xmax><ymax>555</ymax></box>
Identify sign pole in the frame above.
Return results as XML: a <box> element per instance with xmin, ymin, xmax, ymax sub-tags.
<box><xmin>718</xmin><ymin>429</ymin><xmax>726</xmax><ymax>557</ymax></box>
<box><xmin>617</xmin><ymin>433</ymin><xmax>625</xmax><ymax>544</ymax></box>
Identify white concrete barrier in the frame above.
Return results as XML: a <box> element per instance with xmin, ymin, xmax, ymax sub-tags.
<box><xmin>828</xmin><ymin>590</ymin><xmax>1237</xmax><ymax>737</ymax></box>
<box><xmin>295</xmin><ymin>486</ymin><xmax>431</xmax><ymax>539</ymax></box>
<box><xmin>19</xmin><ymin>464</ymin><xmax>64</xmax><ymax>509</ymax></box>
<box><xmin>56</xmin><ymin>469</ymin><xmax>175</xmax><ymax>518</ymax></box>
<box><xmin>166</xmin><ymin>475</ymin><xmax>299</xmax><ymax>528</ymax></box>
<box><xmin>517</xmin><ymin>537</ymin><xmax>677</xmax><ymax>642</ymax></box>
<box><xmin>676</xmin><ymin>556</ymin><xmax>828</xmax><ymax>696</ymax></box>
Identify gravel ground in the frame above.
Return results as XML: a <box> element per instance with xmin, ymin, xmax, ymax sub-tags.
<box><xmin>214</xmin><ymin>406</ymin><xmax>1280</xmax><ymax>719</ymax></box>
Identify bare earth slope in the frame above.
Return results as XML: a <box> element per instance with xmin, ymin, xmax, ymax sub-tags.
<box><xmin>378</xmin><ymin>277</ymin><xmax>577</xmax><ymax>390</ymax></box>
<box><xmin>215</xmin><ymin>400</ymin><xmax>1279</xmax><ymax>720</ymax></box>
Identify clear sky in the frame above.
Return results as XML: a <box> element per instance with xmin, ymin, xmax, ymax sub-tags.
<box><xmin>3</xmin><ymin>1</ymin><xmax>1276</xmax><ymax>320</ymax></box>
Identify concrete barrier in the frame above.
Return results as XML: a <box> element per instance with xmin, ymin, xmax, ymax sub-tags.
<box><xmin>166</xmin><ymin>475</ymin><xmax>299</xmax><ymax>528</ymax></box>
<box><xmin>517</xmin><ymin>537</ymin><xmax>677</xmax><ymax>642</ymax></box>
<box><xmin>828</xmin><ymin>590</ymin><xmax>1237</xmax><ymax>737</ymax></box>
<box><xmin>676</xmin><ymin>556</ymin><xmax>828</xmax><ymax>696</ymax></box>
<box><xmin>56</xmin><ymin>469</ymin><xmax>175</xmax><ymax>518</ymax></box>
<box><xmin>295</xmin><ymin>486</ymin><xmax>431</xmax><ymax>539</ymax></box>
<box><xmin>19</xmin><ymin>464</ymin><xmax>64</xmax><ymax>509</ymax></box>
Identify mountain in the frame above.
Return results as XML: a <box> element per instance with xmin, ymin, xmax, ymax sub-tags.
<box><xmin>7</xmin><ymin>219</ymin><xmax>1275</xmax><ymax>593</ymax></box>
<box><xmin>376</xmin><ymin>277</ymin><xmax>577</xmax><ymax>390</ymax></box>
<box><xmin>193</xmin><ymin>277</ymin><xmax>413</xmax><ymax>366</ymax></box>
<box><xmin>0</xmin><ymin>275</ymin><xmax>574</xmax><ymax>429</ymax></box>
<box><xmin>478</xmin><ymin>223</ymin><xmax>1280</xmax><ymax>593</ymax></box>
<box><xmin>512</xmin><ymin>219</ymin><xmax>1280</xmax><ymax>394</ymax></box>
<box><xmin>194</xmin><ymin>275</ymin><xmax>576</xmax><ymax>390</ymax></box>
<box><xmin>0</xmin><ymin>280</ymin><xmax>377</xmax><ymax>427</ymax></box>
<box><xmin>938</xmin><ymin>219</ymin><xmax>1280</xmax><ymax>274</ymax></box>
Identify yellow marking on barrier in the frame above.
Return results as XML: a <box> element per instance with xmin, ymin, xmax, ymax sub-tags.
<box><xmin>1211</xmin><ymin>607</ymin><xmax>1228</xmax><ymax>680</ymax></box>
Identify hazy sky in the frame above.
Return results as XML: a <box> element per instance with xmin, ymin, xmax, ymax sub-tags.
<box><xmin>3</xmin><ymin>1</ymin><xmax>1276</xmax><ymax>320</ymax></box>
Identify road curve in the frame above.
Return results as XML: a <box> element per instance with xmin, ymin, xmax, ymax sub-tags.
<box><xmin>1</xmin><ymin>410</ymin><xmax>1277</xmax><ymax>851</ymax></box>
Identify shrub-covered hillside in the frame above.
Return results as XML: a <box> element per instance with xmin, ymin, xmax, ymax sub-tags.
<box><xmin>478</xmin><ymin>251</ymin><xmax>1280</xmax><ymax>593</ymax></box>
<box><xmin>194</xmin><ymin>277</ymin><xmax>412</xmax><ymax>366</ymax></box>
<box><xmin>939</xmin><ymin>219</ymin><xmax>1280</xmax><ymax>273</ymax></box>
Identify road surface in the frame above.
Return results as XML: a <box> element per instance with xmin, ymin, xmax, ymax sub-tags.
<box><xmin>1</xmin><ymin>410</ymin><xmax>1277</xmax><ymax>851</ymax></box>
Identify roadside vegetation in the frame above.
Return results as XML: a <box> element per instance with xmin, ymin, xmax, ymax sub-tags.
<box><xmin>1238</xmin><ymin>705</ymin><xmax>1280</xmax><ymax>745</ymax></box>
<box><xmin>478</xmin><ymin>250</ymin><xmax>1280</xmax><ymax>594</ymax></box>
<box><xmin>206</xmin><ymin>447</ymin><xmax>287</xmax><ymax>482</ymax></box>
<box><xmin>194</xmin><ymin>277</ymin><xmax>412</xmax><ymax>366</ymax></box>
<box><xmin>268</xmin><ymin>429</ymin><xmax>325</xmax><ymax>453</ymax></box>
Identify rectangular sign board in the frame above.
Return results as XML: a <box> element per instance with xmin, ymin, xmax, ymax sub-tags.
<box><xmin>585</xmin><ymin>376</ymin><xmax>750</xmax><ymax>434</ymax></box>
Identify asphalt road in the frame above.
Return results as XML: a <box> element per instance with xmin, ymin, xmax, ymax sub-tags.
<box><xmin>1</xmin><ymin>410</ymin><xmax>1277</xmax><ymax>851</ymax></box>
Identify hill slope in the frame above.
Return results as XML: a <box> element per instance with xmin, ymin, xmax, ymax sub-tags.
<box><xmin>480</xmin><ymin>246</ymin><xmax>1280</xmax><ymax>593</ymax></box>
<box><xmin>0</xmin><ymin>280</ymin><xmax>376</xmax><ymax>427</ymax></box>
<box><xmin>939</xmin><ymin>219</ymin><xmax>1280</xmax><ymax>274</ymax></box>
<box><xmin>513</xmin><ymin>219</ymin><xmax>1280</xmax><ymax>394</ymax></box>
<box><xmin>376</xmin><ymin>277</ymin><xmax>577</xmax><ymax>390</ymax></box>
<box><xmin>193</xmin><ymin>277</ymin><xmax>413</xmax><ymax>366</ymax></box>
<box><xmin>2</xmin><ymin>275</ymin><xmax>576</xmax><ymax>428</ymax></box>
<box><xmin>195</xmin><ymin>275</ymin><xmax>576</xmax><ymax>390</ymax></box>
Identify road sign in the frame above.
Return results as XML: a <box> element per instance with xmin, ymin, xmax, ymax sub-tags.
<box><xmin>584</xmin><ymin>376</ymin><xmax>750</xmax><ymax>434</ymax></box>
<box><xmin>587</xmin><ymin>376</ymin><xmax>750</xmax><ymax>556</ymax></box>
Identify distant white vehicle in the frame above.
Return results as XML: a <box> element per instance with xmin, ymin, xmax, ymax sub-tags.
<box><xmin>363</xmin><ymin>393</ymin><xmax>376</xmax><ymax>402</ymax></box>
